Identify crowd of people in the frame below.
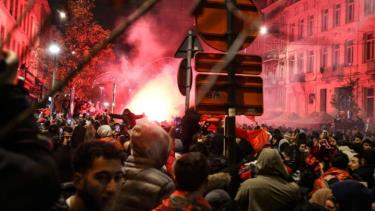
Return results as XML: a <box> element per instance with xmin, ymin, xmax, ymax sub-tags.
<box><xmin>2</xmin><ymin>49</ymin><xmax>375</xmax><ymax>211</ymax></box>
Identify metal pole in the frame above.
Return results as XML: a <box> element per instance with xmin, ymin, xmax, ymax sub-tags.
<box><xmin>70</xmin><ymin>86</ymin><xmax>75</xmax><ymax>117</ymax></box>
<box><xmin>112</xmin><ymin>83</ymin><xmax>116</xmax><ymax>113</ymax></box>
<box><xmin>185</xmin><ymin>29</ymin><xmax>194</xmax><ymax>111</ymax></box>
<box><xmin>225</xmin><ymin>0</ymin><xmax>236</xmax><ymax>164</ymax></box>
<box><xmin>50</xmin><ymin>55</ymin><xmax>57</xmax><ymax>118</ymax></box>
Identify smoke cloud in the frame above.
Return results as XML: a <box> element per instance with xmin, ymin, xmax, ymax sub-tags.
<box><xmin>96</xmin><ymin>0</ymin><xmax>194</xmax><ymax>121</ymax></box>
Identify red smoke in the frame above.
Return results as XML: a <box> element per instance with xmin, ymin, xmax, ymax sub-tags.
<box><xmin>98</xmin><ymin>0</ymin><xmax>194</xmax><ymax>121</ymax></box>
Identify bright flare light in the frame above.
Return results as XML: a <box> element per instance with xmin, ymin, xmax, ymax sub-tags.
<box><xmin>260</xmin><ymin>26</ymin><xmax>268</xmax><ymax>35</ymax></box>
<box><xmin>103</xmin><ymin>102</ymin><xmax>109</xmax><ymax>107</ymax></box>
<box><xmin>48</xmin><ymin>43</ymin><xmax>61</xmax><ymax>55</ymax></box>
<box><xmin>127</xmin><ymin>66</ymin><xmax>184</xmax><ymax>122</ymax></box>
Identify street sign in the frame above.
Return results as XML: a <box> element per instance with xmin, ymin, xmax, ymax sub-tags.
<box><xmin>195</xmin><ymin>74</ymin><xmax>263</xmax><ymax>116</ymax></box>
<box><xmin>195</xmin><ymin>0</ymin><xmax>261</xmax><ymax>52</ymax></box>
<box><xmin>175</xmin><ymin>29</ymin><xmax>203</xmax><ymax>58</ymax></box>
<box><xmin>177</xmin><ymin>59</ymin><xmax>192</xmax><ymax>96</ymax></box>
<box><xmin>195</xmin><ymin>52</ymin><xmax>262</xmax><ymax>75</ymax></box>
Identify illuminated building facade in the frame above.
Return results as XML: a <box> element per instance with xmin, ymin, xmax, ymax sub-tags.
<box><xmin>0</xmin><ymin>0</ymin><xmax>50</xmax><ymax>99</ymax></box>
<box><xmin>252</xmin><ymin>0</ymin><xmax>375</xmax><ymax>123</ymax></box>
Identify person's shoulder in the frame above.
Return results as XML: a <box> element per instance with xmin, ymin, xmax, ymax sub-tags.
<box><xmin>141</xmin><ymin>168</ymin><xmax>174</xmax><ymax>183</ymax></box>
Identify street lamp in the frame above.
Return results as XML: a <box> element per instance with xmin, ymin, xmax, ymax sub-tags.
<box><xmin>260</xmin><ymin>26</ymin><xmax>268</xmax><ymax>35</ymax></box>
<box><xmin>48</xmin><ymin>43</ymin><xmax>61</xmax><ymax>116</ymax></box>
<box><xmin>58</xmin><ymin>10</ymin><xmax>67</xmax><ymax>20</ymax></box>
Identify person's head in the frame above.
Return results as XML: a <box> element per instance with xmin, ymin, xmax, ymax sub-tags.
<box><xmin>130</xmin><ymin>120</ymin><xmax>171</xmax><ymax>168</ymax></box>
<box><xmin>279</xmin><ymin>139</ymin><xmax>291</xmax><ymax>160</ymax></box>
<box><xmin>256</xmin><ymin>148</ymin><xmax>290</xmax><ymax>180</ymax></box>
<box><xmin>320</xmin><ymin>130</ymin><xmax>329</xmax><ymax>140</ymax></box>
<box><xmin>353</xmin><ymin>137</ymin><xmax>362</xmax><ymax>145</ymax></box>
<box><xmin>72</xmin><ymin>141</ymin><xmax>124</xmax><ymax>210</ymax></box>
<box><xmin>97</xmin><ymin>125</ymin><xmax>113</xmax><ymax>138</ymax></box>
<box><xmin>174</xmin><ymin>152</ymin><xmax>209</xmax><ymax>192</ymax></box>
<box><xmin>331</xmin><ymin>152</ymin><xmax>349</xmax><ymax>170</ymax></box>
<box><xmin>361</xmin><ymin>139</ymin><xmax>373</xmax><ymax>152</ymax></box>
<box><xmin>328</xmin><ymin>137</ymin><xmax>337</xmax><ymax>147</ymax></box>
<box><xmin>331</xmin><ymin>180</ymin><xmax>372</xmax><ymax>211</ymax></box>
<box><xmin>122</xmin><ymin>108</ymin><xmax>130</xmax><ymax>115</ymax></box>
<box><xmin>349</xmin><ymin>154</ymin><xmax>362</xmax><ymax>171</ymax></box>
<box><xmin>309</xmin><ymin>188</ymin><xmax>337</xmax><ymax>211</ymax></box>
<box><xmin>189</xmin><ymin>142</ymin><xmax>209</xmax><ymax>155</ymax></box>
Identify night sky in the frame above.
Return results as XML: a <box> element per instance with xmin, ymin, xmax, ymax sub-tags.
<box><xmin>48</xmin><ymin>0</ymin><xmax>157</xmax><ymax>29</ymax></box>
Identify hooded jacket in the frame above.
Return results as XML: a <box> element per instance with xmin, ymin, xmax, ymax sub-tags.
<box><xmin>111</xmin><ymin>120</ymin><xmax>175</xmax><ymax>211</ymax></box>
<box><xmin>235</xmin><ymin>148</ymin><xmax>300</xmax><ymax>211</ymax></box>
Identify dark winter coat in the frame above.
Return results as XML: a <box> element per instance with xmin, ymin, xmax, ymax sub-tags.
<box><xmin>112</xmin><ymin>156</ymin><xmax>175</xmax><ymax>211</ymax></box>
<box><xmin>0</xmin><ymin>85</ymin><xmax>60</xmax><ymax>211</ymax></box>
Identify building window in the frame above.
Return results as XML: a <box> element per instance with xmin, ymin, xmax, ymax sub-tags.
<box><xmin>289</xmin><ymin>23</ymin><xmax>295</xmax><ymax>42</ymax></box>
<box><xmin>364</xmin><ymin>33</ymin><xmax>375</xmax><ymax>62</ymax></box>
<box><xmin>320</xmin><ymin>89</ymin><xmax>327</xmax><ymax>112</ymax></box>
<box><xmin>322</xmin><ymin>9</ymin><xmax>329</xmax><ymax>31</ymax></box>
<box><xmin>345</xmin><ymin>40</ymin><xmax>354</xmax><ymax>66</ymax></box>
<box><xmin>21</xmin><ymin>4</ymin><xmax>26</xmax><ymax>32</ymax></box>
<box><xmin>346</xmin><ymin>0</ymin><xmax>354</xmax><ymax>23</ymax></box>
<box><xmin>333</xmin><ymin>44</ymin><xmax>340</xmax><ymax>69</ymax></box>
<box><xmin>307</xmin><ymin>15</ymin><xmax>314</xmax><ymax>36</ymax></box>
<box><xmin>307</xmin><ymin>50</ymin><xmax>314</xmax><ymax>72</ymax></box>
<box><xmin>30</xmin><ymin>16</ymin><xmax>34</xmax><ymax>37</ymax></box>
<box><xmin>9</xmin><ymin>0</ymin><xmax>14</xmax><ymax>15</ymax></box>
<box><xmin>333</xmin><ymin>4</ymin><xmax>341</xmax><ymax>27</ymax></box>
<box><xmin>364</xmin><ymin>0</ymin><xmax>375</xmax><ymax>16</ymax></box>
<box><xmin>14</xmin><ymin>0</ymin><xmax>18</xmax><ymax>20</ymax></box>
<box><xmin>26</xmin><ymin>15</ymin><xmax>30</xmax><ymax>37</ymax></box>
<box><xmin>297</xmin><ymin>52</ymin><xmax>304</xmax><ymax>73</ymax></box>
<box><xmin>289</xmin><ymin>54</ymin><xmax>295</xmax><ymax>74</ymax></box>
<box><xmin>278</xmin><ymin>62</ymin><xmax>284</xmax><ymax>79</ymax></box>
<box><xmin>321</xmin><ymin>47</ymin><xmax>328</xmax><ymax>70</ymax></box>
<box><xmin>0</xmin><ymin>26</ymin><xmax>4</xmax><ymax>42</ymax></box>
<box><xmin>364</xmin><ymin>88</ymin><xmax>374</xmax><ymax>118</ymax></box>
<box><xmin>298</xmin><ymin>19</ymin><xmax>304</xmax><ymax>39</ymax></box>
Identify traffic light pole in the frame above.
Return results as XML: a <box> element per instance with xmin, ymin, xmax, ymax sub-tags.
<box><xmin>185</xmin><ymin>30</ymin><xmax>194</xmax><ymax>111</ymax></box>
<box><xmin>225</xmin><ymin>0</ymin><xmax>237</xmax><ymax>165</ymax></box>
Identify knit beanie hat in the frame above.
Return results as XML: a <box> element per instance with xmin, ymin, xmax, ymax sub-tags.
<box><xmin>130</xmin><ymin>120</ymin><xmax>171</xmax><ymax>168</ymax></box>
<box><xmin>97</xmin><ymin>125</ymin><xmax>113</xmax><ymax>138</ymax></box>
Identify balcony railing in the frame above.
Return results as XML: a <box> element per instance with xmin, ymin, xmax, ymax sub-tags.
<box><xmin>321</xmin><ymin>65</ymin><xmax>344</xmax><ymax>79</ymax></box>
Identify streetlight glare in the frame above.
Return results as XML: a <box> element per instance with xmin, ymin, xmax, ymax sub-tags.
<box><xmin>58</xmin><ymin>10</ymin><xmax>67</xmax><ymax>20</ymax></box>
<box><xmin>260</xmin><ymin>26</ymin><xmax>268</xmax><ymax>35</ymax></box>
<box><xmin>48</xmin><ymin>43</ymin><xmax>61</xmax><ymax>55</ymax></box>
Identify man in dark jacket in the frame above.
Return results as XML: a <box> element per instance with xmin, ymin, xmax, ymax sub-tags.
<box><xmin>109</xmin><ymin>108</ymin><xmax>144</xmax><ymax>129</ymax></box>
<box><xmin>0</xmin><ymin>50</ymin><xmax>60</xmax><ymax>210</ymax></box>
<box><xmin>111</xmin><ymin>120</ymin><xmax>175</xmax><ymax>211</ymax></box>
